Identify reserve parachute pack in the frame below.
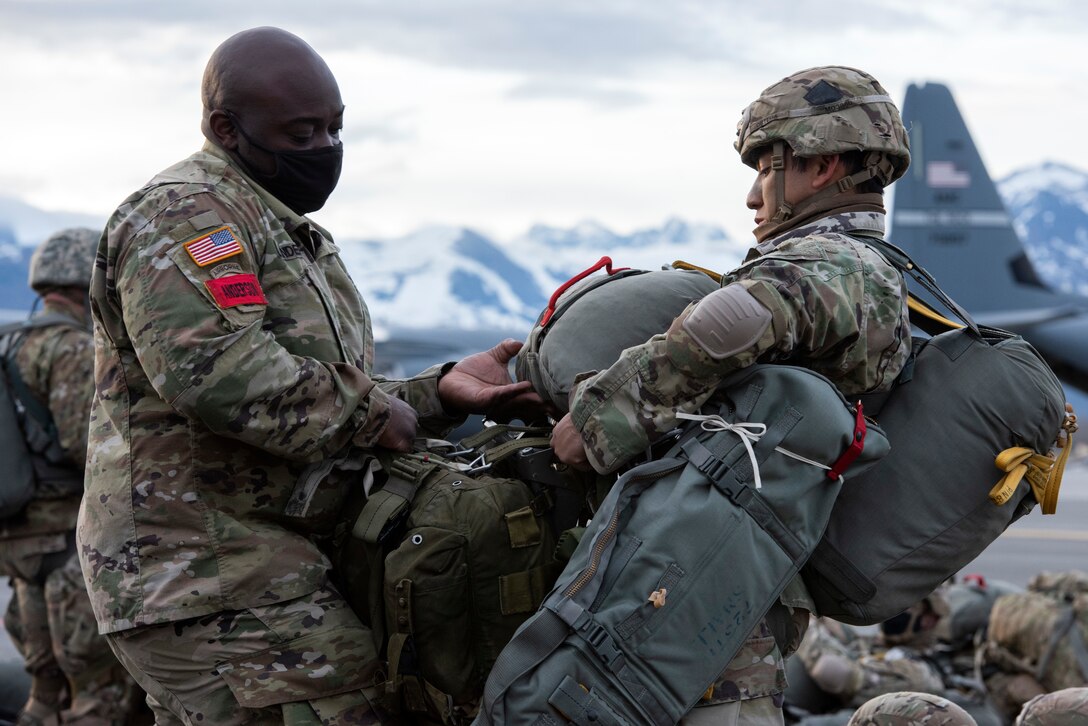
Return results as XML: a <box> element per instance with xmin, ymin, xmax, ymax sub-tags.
<box><xmin>476</xmin><ymin>363</ymin><xmax>889</xmax><ymax>724</ymax></box>
<box><xmin>984</xmin><ymin>571</ymin><xmax>1088</xmax><ymax>693</ymax></box>
<box><xmin>516</xmin><ymin>256</ymin><xmax>720</xmax><ymax>414</ymax></box>
<box><xmin>0</xmin><ymin>314</ymin><xmax>85</xmax><ymax>518</ymax></box>
<box><xmin>800</xmin><ymin>237</ymin><xmax>1074</xmax><ymax>625</ymax></box>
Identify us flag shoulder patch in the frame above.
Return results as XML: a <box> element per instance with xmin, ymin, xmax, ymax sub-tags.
<box><xmin>184</xmin><ymin>226</ymin><xmax>244</xmax><ymax>267</ymax></box>
<box><xmin>205</xmin><ymin>273</ymin><xmax>268</xmax><ymax>309</ymax></box>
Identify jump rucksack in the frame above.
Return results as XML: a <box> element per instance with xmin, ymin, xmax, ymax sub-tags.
<box><xmin>475</xmin><ymin>364</ymin><xmax>890</xmax><ymax>725</ymax></box>
<box><xmin>800</xmin><ymin>237</ymin><xmax>1074</xmax><ymax>625</ymax></box>
<box><xmin>0</xmin><ymin>313</ymin><xmax>85</xmax><ymax>518</ymax></box>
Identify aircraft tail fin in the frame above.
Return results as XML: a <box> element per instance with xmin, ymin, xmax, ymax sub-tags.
<box><xmin>891</xmin><ymin>82</ymin><xmax>1060</xmax><ymax>321</ymax></box>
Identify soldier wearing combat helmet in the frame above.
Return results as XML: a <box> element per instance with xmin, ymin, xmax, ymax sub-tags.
<box><xmin>77</xmin><ymin>27</ymin><xmax>539</xmax><ymax>725</ymax></box>
<box><xmin>552</xmin><ymin>66</ymin><xmax>913</xmax><ymax>723</ymax></box>
<box><xmin>1</xmin><ymin>228</ymin><xmax>146</xmax><ymax>725</ymax></box>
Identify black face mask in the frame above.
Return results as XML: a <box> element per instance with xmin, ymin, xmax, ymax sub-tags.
<box><xmin>229</xmin><ymin>113</ymin><xmax>344</xmax><ymax>215</ymax></box>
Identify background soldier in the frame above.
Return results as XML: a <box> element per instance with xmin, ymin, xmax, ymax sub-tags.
<box><xmin>77</xmin><ymin>27</ymin><xmax>537</xmax><ymax>725</ymax></box>
<box><xmin>552</xmin><ymin>65</ymin><xmax>913</xmax><ymax>723</ymax></box>
<box><xmin>0</xmin><ymin>228</ymin><xmax>145</xmax><ymax>725</ymax></box>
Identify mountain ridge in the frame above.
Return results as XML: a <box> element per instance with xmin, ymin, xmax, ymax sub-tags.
<box><xmin>0</xmin><ymin>161</ymin><xmax>1085</xmax><ymax>329</ymax></box>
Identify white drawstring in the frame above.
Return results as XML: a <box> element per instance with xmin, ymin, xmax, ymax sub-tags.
<box><xmin>675</xmin><ymin>411</ymin><xmax>836</xmax><ymax>489</ymax></box>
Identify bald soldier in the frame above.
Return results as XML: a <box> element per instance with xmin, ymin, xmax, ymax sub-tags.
<box><xmin>77</xmin><ymin>27</ymin><xmax>537</xmax><ymax>725</ymax></box>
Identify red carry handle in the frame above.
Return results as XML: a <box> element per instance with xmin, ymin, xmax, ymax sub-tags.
<box><xmin>539</xmin><ymin>256</ymin><xmax>629</xmax><ymax>327</ymax></box>
<box><xmin>827</xmin><ymin>401</ymin><xmax>866</xmax><ymax>480</ymax></box>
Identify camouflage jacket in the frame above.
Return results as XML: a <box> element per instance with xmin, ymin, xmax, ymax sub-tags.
<box><xmin>0</xmin><ymin>296</ymin><xmax>93</xmax><ymax>541</ymax></box>
<box><xmin>78</xmin><ymin>143</ymin><xmax>461</xmax><ymax>633</ymax></box>
<box><xmin>569</xmin><ymin>210</ymin><xmax>911</xmax><ymax>474</ymax></box>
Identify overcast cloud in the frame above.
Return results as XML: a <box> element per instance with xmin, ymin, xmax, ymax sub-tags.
<box><xmin>2</xmin><ymin>0</ymin><xmax>1087</xmax><ymax>242</ymax></box>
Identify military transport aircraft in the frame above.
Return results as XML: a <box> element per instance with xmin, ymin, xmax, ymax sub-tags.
<box><xmin>890</xmin><ymin>81</ymin><xmax>1088</xmax><ymax>397</ymax></box>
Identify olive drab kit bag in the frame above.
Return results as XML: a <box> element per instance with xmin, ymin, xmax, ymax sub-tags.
<box><xmin>0</xmin><ymin>314</ymin><xmax>85</xmax><ymax>518</ymax></box>
<box><xmin>342</xmin><ymin>424</ymin><xmax>594</xmax><ymax>724</ymax></box>
<box><xmin>800</xmin><ymin>237</ymin><xmax>1076</xmax><ymax>626</ymax></box>
<box><xmin>475</xmin><ymin>364</ymin><xmax>890</xmax><ymax>725</ymax></box>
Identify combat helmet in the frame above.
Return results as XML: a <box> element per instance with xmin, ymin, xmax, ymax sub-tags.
<box><xmin>28</xmin><ymin>227</ymin><xmax>99</xmax><ymax>293</ymax></box>
<box><xmin>735</xmin><ymin>66</ymin><xmax>910</xmax><ymax>231</ymax></box>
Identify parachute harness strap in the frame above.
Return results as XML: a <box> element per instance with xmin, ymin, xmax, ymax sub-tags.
<box><xmin>676</xmin><ymin>411</ymin><xmax>836</xmax><ymax>489</ymax></box>
<box><xmin>989</xmin><ymin>404</ymin><xmax>1077</xmax><ymax>514</ymax></box>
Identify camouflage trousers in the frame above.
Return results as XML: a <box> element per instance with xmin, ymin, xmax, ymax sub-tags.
<box><xmin>105</xmin><ymin>585</ymin><xmax>390</xmax><ymax>725</ymax></box>
<box><xmin>1</xmin><ymin>534</ymin><xmax>144</xmax><ymax>725</ymax></box>
<box><xmin>680</xmin><ymin>695</ymin><xmax>785</xmax><ymax>725</ymax></box>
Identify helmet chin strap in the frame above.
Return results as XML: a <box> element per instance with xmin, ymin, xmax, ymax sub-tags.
<box><xmin>756</xmin><ymin>143</ymin><xmax>892</xmax><ymax>242</ymax></box>
<box><xmin>770</xmin><ymin>142</ymin><xmax>792</xmax><ymax>224</ymax></box>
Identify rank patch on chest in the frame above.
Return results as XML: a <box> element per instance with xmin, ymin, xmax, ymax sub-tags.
<box><xmin>184</xmin><ymin>226</ymin><xmax>244</xmax><ymax>267</ymax></box>
<box><xmin>205</xmin><ymin>273</ymin><xmax>268</xmax><ymax>308</ymax></box>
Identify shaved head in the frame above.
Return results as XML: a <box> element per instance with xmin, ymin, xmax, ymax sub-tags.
<box><xmin>200</xmin><ymin>27</ymin><xmax>342</xmax><ymax>147</ymax></box>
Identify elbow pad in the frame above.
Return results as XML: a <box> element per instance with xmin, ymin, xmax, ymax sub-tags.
<box><xmin>681</xmin><ymin>284</ymin><xmax>772</xmax><ymax>360</ymax></box>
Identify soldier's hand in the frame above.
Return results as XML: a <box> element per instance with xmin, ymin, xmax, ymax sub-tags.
<box><xmin>377</xmin><ymin>397</ymin><xmax>418</xmax><ymax>452</ymax></box>
<box><xmin>551</xmin><ymin>413</ymin><xmax>592</xmax><ymax>471</ymax></box>
<box><xmin>438</xmin><ymin>339</ymin><xmax>547</xmax><ymax>422</ymax></box>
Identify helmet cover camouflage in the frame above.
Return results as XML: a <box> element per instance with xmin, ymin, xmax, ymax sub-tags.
<box><xmin>735</xmin><ymin>66</ymin><xmax>910</xmax><ymax>186</ymax></box>
<box><xmin>848</xmin><ymin>691</ymin><xmax>977</xmax><ymax>726</ymax></box>
<box><xmin>28</xmin><ymin>227</ymin><xmax>99</xmax><ymax>292</ymax></box>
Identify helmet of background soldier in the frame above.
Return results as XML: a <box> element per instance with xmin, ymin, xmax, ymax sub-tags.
<box><xmin>848</xmin><ymin>691</ymin><xmax>978</xmax><ymax>726</ymax></box>
<box><xmin>1015</xmin><ymin>687</ymin><xmax>1088</xmax><ymax>726</ymax></box>
<box><xmin>28</xmin><ymin>227</ymin><xmax>99</xmax><ymax>293</ymax></box>
<box><xmin>734</xmin><ymin>65</ymin><xmax>911</xmax><ymax>187</ymax></box>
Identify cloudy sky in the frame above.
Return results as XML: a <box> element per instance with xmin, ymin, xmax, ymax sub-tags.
<box><xmin>1</xmin><ymin>0</ymin><xmax>1084</xmax><ymax>244</ymax></box>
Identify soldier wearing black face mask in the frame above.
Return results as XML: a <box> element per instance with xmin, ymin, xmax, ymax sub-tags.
<box><xmin>224</xmin><ymin>110</ymin><xmax>343</xmax><ymax>216</ymax></box>
<box><xmin>78</xmin><ymin>26</ymin><xmax>543</xmax><ymax>726</ymax></box>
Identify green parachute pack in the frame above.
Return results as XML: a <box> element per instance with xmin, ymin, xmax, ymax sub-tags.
<box><xmin>516</xmin><ymin>256</ymin><xmax>720</xmax><ymax>414</ymax></box>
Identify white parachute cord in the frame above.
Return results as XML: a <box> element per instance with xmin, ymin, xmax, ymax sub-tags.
<box><xmin>675</xmin><ymin>411</ymin><xmax>835</xmax><ymax>488</ymax></box>
<box><xmin>676</xmin><ymin>412</ymin><xmax>767</xmax><ymax>489</ymax></box>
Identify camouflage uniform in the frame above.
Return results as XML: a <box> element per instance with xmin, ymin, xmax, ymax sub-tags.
<box><xmin>982</xmin><ymin>572</ymin><xmax>1088</xmax><ymax>721</ymax></box>
<box><xmin>0</xmin><ymin>227</ymin><xmax>145</xmax><ymax>725</ymax></box>
<box><xmin>796</xmin><ymin>616</ymin><xmax>945</xmax><ymax>708</ymax></box>
<box><xmin>78</xmin><ymin>142</ymin><xmax>461</xmax><ymax>724</ymax></box>
<box><xmin>1015</xmin><ymin>687</ymin><xmax>1088</xmax><ymax>726</ymax></box>
<box><xmin>568</xmin><ymin>67</ymin><xmax>912</xmax><ymax>723</ymax></box>
<box><xmin>847</xmin><ymin>691</ymin><xmax>978</xmax><ymax>726</ymax></box>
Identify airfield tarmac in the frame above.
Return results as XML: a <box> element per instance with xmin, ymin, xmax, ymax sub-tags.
<box><xmin>1</xmin><ymin>461</ymin><xmax>1085</xmax><ymax>666</ymax></box>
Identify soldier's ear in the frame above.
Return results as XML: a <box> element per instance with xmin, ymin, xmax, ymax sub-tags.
<box><xmin>207</xmin><ymin>110</ymin><xmax>239</xmax><ymax>150</ymax></box>
<box><xmin>811</xmin><ymin>154</ymin><xmax>844</xmax><ymax>191</ymax></box>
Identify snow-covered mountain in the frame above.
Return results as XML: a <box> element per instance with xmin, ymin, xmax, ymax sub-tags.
<box><xmin>998</xmin><ymin>162</ymin><xmax>1088</xmax><ymax>296</ymax></box>
<box><xmin>340</xmin><ymin>217</ymin><xmax>745</xmax><ymax>333</ymax></box>
<box><xmin>0</xmin><ymin>161</ymin><xmax>1086</xmax><ymax>329</ymax></box>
